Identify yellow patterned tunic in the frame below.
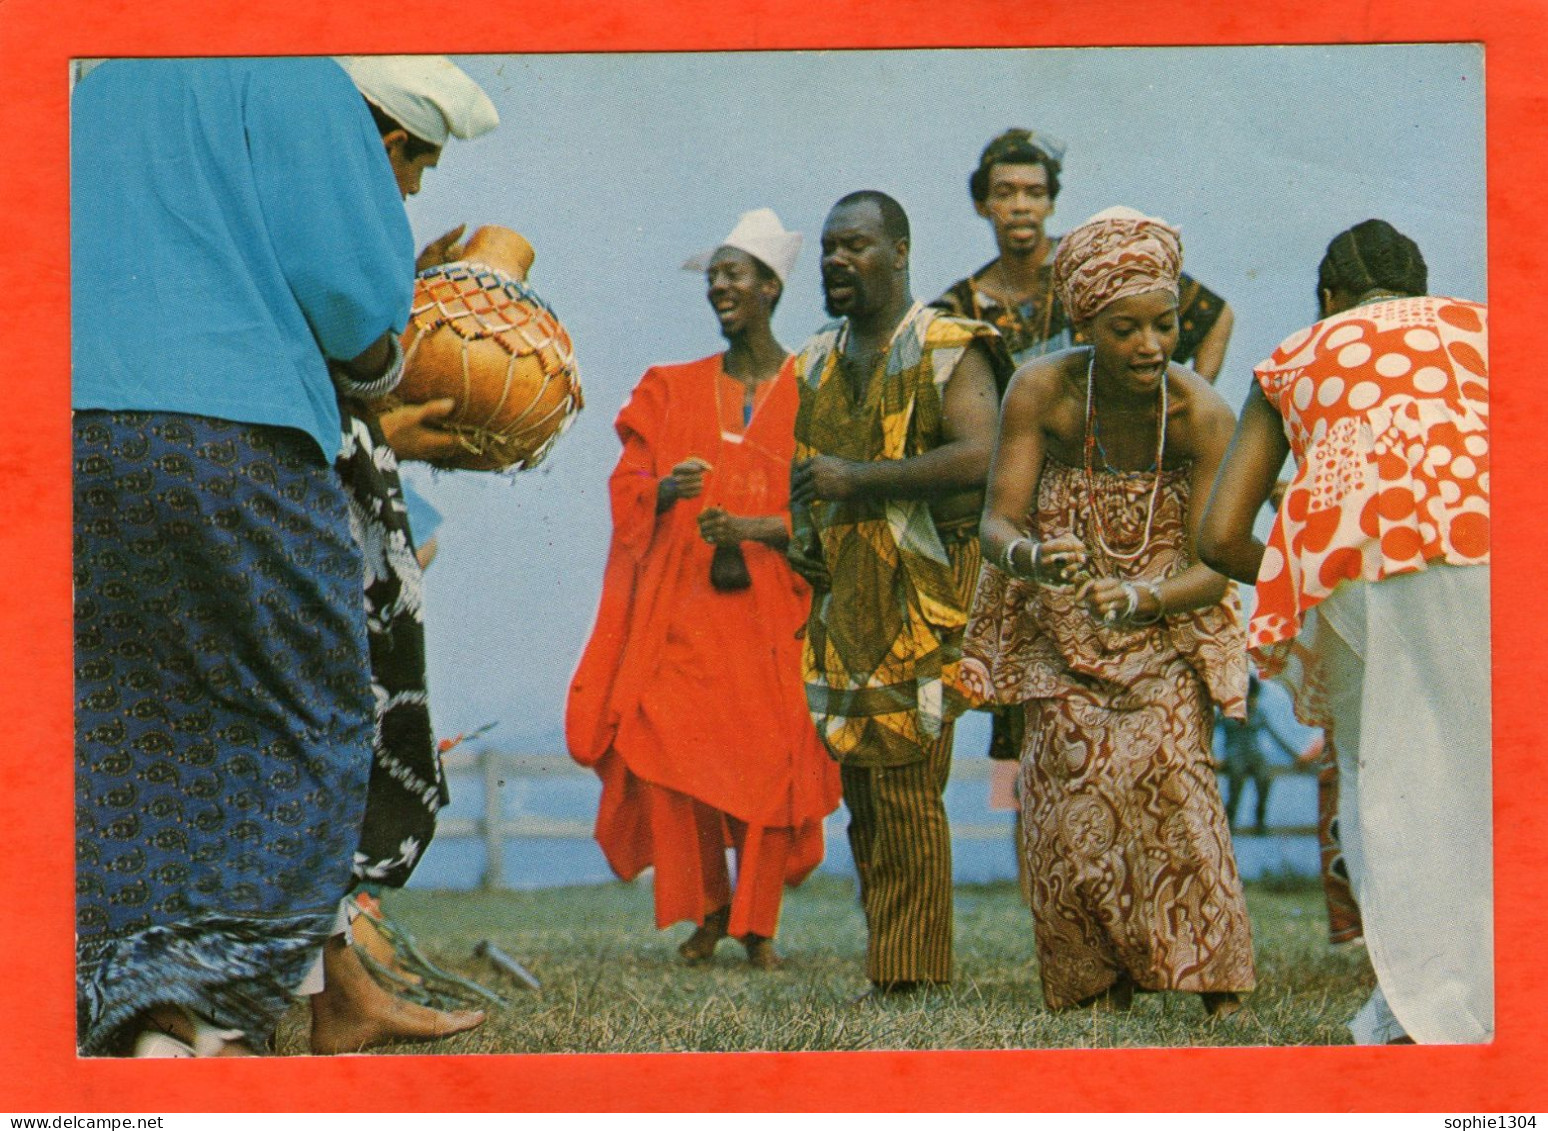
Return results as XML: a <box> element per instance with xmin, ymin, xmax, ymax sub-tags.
<box><xmin>789</xmin><ymin>302</ymin><xmax>1007</xmax><ymax>767</ymax></box>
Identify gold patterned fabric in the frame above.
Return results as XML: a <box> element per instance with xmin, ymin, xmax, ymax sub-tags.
<box><xmin>790</xmin><ymin>303</ymin><xmax>1006</xmax><ymax>768</ymax></box>
<box><xmin>960</xmin><ymin>459</ymin><xmax>1254</xmax><ymax>1007</ymax></box>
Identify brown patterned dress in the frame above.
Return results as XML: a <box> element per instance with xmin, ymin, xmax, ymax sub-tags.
<box><xmin>961</xmin><ymin>457</ymin><xmax>1255</xmax><ymax>1008</ymax></box>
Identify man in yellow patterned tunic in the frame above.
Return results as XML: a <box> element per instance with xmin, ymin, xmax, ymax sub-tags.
<box><xmin>789</xmin><ymin>191</ymin><xmax>1009</xmax><ymax>995</ymax></box>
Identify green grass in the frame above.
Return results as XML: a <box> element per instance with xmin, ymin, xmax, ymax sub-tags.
<box><xmin>273</xmin><ymin>875</ymin><xmax>1375</xmax><ymax>1054</ymax></box>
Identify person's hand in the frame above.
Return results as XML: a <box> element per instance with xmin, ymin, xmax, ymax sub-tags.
<box><xmin>666</xmin><ymin>456</ymin><xmax>712</xmax><ymax>501</ymax></box>
<box><xmin>416</xmin><ymin>224</ymin><xmax>468</xmax><ymax>273</ymax></box>
<box><xmin>697</xmin><ymin>506</ymin><xmax>748</xmax><ymax>545</ymax></box>
<box><xmin>1028</xmin><ymin>533</ymin><xmax>1088</xmax><ymax>586</ymax></box>
<box><xmin>1076</xmin><ymin>576</ymin><xmax>1146</xmax><ymax>625</ymax></box>
<box><xmin>377</xmin><ymin>398</ymin><xmax>462</xmax><ymax>462</ymax></box>
<box><xmin>790</xmin><ymin>456</ymin><xmax>859</xmax><ymax>506</ymax></box>
<box><xmin>1267</xmin><ymin>477</ymin><xmax>1291</xmax><ymax>513</ymax></box>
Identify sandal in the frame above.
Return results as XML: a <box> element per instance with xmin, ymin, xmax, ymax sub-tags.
<box><xmin>677</xmin><ymin>906</ymin><xmax>730</xmax><ymax>964</ymax></box>
<box><xmin>740</xmin><ymin>934</ymin><xmax>781</xmax><ymax>970</ymax></box>
<box><xmin>133</xmin><ymin>1007</ymin><xmax>246</xmax><ymax>1057</ymax></box>
<box><xmin>132</xmin><ymin>1031</ymin><xmax>195</xmax><ymax>1058</ymax></box>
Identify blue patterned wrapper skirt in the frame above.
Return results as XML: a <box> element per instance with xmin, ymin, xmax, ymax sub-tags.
<box><xmin>73</xmin><ymin>410</ymin><xmax>373</xmax><ymax>1054</ymax></box>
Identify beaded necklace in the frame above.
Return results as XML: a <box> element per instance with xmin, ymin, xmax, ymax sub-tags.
<box><xmin>1352</xmin><ymin>287</ymin><xmax>1410</xmax><ymax>309</ymax></box>
<box><xmin>971</xmin><ymin>247</ymin><xmax>1059</xmax><ymax>357</ymax></box>
<box><xmin>1082</xmin><ymin>349</ymin><xmax>1167</xmax><ymax>563</ymax></box>
<box><xmin>1093</xmin><ymin>417</ymin><xmax>1157</xmax><ymax>474</ymax></box>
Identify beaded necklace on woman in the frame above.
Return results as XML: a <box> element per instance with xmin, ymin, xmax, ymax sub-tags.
<box><xmin>1081</xmin><ymin>348</ymin><xmax>1168</xmax><ymax>565</ymax></box>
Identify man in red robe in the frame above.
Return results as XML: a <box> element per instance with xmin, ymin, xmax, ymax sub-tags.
<box><xmin>568</xmin><ymin>210</ymin><xmax>841</xmax><ymax>969</ymax></box>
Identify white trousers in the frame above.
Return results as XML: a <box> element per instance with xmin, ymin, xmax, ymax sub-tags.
<box><xmin>296</xmin><ymin>899</ymin><xmax>356</xmax><ymax>997</ymax></box>
<box><xmin>1312</xmin><ymin>564</ymin><xmax>1493</xmax><ymax>1044</ymax></box>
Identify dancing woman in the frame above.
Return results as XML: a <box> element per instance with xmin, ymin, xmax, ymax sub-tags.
<box><xmin>1198</xmin><ymin>219</ymin><xmax>1490</xmax><ymax>1044</ymax></box>
<box><xmin>961</xmin><ymin>207</ymin><xmax>1254</xmax><ymax>1015</ymax></box>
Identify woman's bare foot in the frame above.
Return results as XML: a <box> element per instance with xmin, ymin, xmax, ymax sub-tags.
<box><xmin>350</xmin><ymin>895</ymin><xmax>423</xmax><ymax>986</ymax></box>
<box><xmin>1201</xmin><ymin>991</ymin><xmax>1244</xmax><ymax>1019</ymax></box>
<box><xmin>309</xmin><ymin>936</ymin><xmax>485</xmax><ymax>1055</ymax></box>
<box><xmin>1074</xmin><ymin>974</ymin><xmax>1135</xmax><ymax>1012</ymax></box>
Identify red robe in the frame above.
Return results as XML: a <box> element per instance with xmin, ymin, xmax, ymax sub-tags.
<box><xmin>567</xmin><ymin>354</ymin><xmax>840</xmax><ymax>937</ymax></box>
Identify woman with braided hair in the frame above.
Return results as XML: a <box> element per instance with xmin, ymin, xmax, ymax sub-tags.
<box><xmin>1199</xmin><ymin>219</ymin><xmax>1491</xmax><ymax>1044</ymax></box>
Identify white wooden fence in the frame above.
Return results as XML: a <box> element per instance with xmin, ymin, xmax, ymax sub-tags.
<box><xmin>439</xmin><ymin>748</ymin><xmax>1318</xmax><ymax>890</ymax></box>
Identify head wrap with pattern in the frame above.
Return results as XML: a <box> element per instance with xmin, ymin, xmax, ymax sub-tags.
<box><xmin>1052</xmin><ymin>206</ymin><xmax>1183</xmax><ymax>324</ymax></box>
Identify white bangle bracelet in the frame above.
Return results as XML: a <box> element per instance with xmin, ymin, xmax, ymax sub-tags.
<box><xmin>1002</xmin><ymin>536</ymin><xmax>1026</xmax><ymax>576</ymax></box>
<box><xmin>1003</xmin><ymin>536</ymin><xmax>1039</xmax><ymax>580</ymax></box>
<box><xmin>333</xmin><ymin>334</ymin><xmax>405</xmax><ymax>399</ymax></box>
<box><xmin>1130</xmin><ymin>581</ymin><xmax>1166</xmax><ymax>624</ymax></box>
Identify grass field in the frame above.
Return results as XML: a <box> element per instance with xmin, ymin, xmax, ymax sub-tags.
<box><xmin>274</xmin><ymin>873</ymin><xmax>1375</xmax><ymax>1054</ymax></box>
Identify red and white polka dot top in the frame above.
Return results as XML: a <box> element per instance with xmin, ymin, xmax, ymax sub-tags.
<box><xmin>1249</xmin><ymin>295</ymin><xmax>1489</xmax><ymax>673</ymax></box>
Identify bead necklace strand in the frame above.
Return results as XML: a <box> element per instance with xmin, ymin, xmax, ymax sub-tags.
<box><xmin>974</xmin><ymin>251</ymin><xmax>1059</xmax><ymax>356</ymax></box>
<box><xmin>1082</xmin><ymin>350</ymin><xmax>1167</xmax><ymax>563</ymax></box>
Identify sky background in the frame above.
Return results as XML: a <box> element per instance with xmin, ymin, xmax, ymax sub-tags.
<box><xmin>393</xmin><ymin>45</ymin><xmax>1486</xmax><ymax>752</ymax></box>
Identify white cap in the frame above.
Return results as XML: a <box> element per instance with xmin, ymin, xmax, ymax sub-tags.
<box><xmin>337</xmin><ymin>55</ymin><xmax>499</xmax><ymax>147</ymax></box>
<box><xmin>682</xmin><ymin>208</ymin><xmax>803</xmax><ymax>284</ymax></box>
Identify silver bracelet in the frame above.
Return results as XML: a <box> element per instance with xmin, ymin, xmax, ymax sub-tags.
<box><xmin>1129</xmin><ymin>581</ymin><xmax>1166</xmax><ymax>625</ymax></box>
<box><xmin>332</xmin><ymin>334</ymin><xmax>406</xmax><ymax>399</ymax></box>
<box><xmin>1119</xmin><ymin>581</ymin><xmax>1141</xmax><ymax>620</ymax></box>
<box><xmin>1002</xmin><ymin>536</ymin><xmax>1039</xmax><ymax>581</ymax></box>
<box><xmin>1002</xmin><ymin>536</ymin><xmax>1027</xmax><ymax>576</ymax></box>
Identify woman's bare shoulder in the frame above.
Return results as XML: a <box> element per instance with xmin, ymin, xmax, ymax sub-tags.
<box><xmin>1167</xmin><ymin>364</ymin><xmax>1234</xmax><ymax>423</ymax></box>
<box><xmin>1166</xmin><ymin>364</ymin><xmax>1237</xmax><ymax>455</ymax></box>
<box><xmin>1005</xmin><ymin>348</ymin><xmax>1085</xmax><ymax>412</ymax></box>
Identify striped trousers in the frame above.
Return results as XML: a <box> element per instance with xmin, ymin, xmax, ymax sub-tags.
<box><xmin>840</xmin><ymin>727</ymin><xmax>955</xmax><ymax>985</ymax></box>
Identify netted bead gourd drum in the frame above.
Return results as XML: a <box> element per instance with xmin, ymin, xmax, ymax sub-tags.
<box><xmin>386</xmin><ymin>226</ymin><xmax>582</xmax><ymax>471</ymax></box>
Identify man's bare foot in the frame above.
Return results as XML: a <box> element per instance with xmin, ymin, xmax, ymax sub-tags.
<box><xmin>309</xmin><ymin>936</ymin><xmax>485</xmax><ymax>1055</ymax></box>
<box><xmin>740</xmin><ymin>934</ymin><xmax>782</xmax><ymax>970</ymax></box>
<box><xmin>678</xmin><ymin>905</ymin><xmax>731</xmax><ymax>965</ymax></box>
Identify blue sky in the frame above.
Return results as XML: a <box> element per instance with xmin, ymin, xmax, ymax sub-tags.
<box><xmin>394</xmin><ymin>45</ymin><xmax>1485</xmax><ymax>749</ymax></box>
